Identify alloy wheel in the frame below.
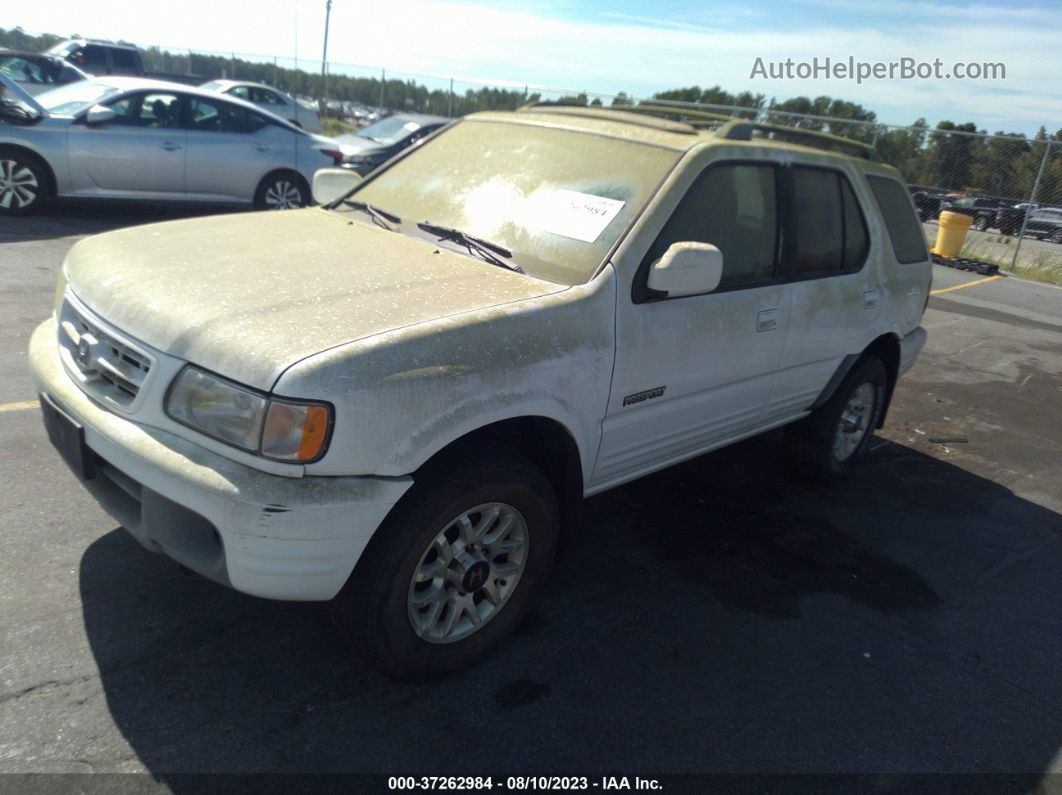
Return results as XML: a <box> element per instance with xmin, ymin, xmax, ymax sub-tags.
<box><xmin>262</xmin><ymin>179</ymin><xmax>304</xmax><ymax>210</ymax></box>
<box><xmin>407</xmin><ymin>502</ymin><xmax>529</xmax><ymax>644</ymax></box>
<box><xmin>832</xmin><ymin>382</ymin><xmax>876</xmax><ymax>462</ymax></box>
<box><xmin>0</xmin><ymin>159</ymin><xmax>39</xmax><ymax>210</ymax></box>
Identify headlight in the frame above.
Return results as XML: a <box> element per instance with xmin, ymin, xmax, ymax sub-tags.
<box><xmin>166</xmin><ymin>366</ymin><xmax>332</xmax><ymax>462</ymax></box>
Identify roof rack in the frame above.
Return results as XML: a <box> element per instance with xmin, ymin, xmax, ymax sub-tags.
<box><xmin>517</xmin><ymin>103</ymin><xmax>698</xmax><ymax>134</ymax></box>
<box><xmin>610</xmin><ymin>104</ymin><xmax>734</xmax><ymax>125</ymax></box>
<box><xmin>717</xmin><ymin>120</ymin><xmax>880</xmax><ymax>161</ymax></box>
<box><xmin>514</xmin><ymin>102</ymin><xmax>882</xmax><ymax>160</ymax></box>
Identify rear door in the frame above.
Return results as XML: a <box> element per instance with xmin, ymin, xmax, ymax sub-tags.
<box><xmin>66</xmin><ymin>90</ymin><xmax>186</xmax><ymax>197</ymax></box>
<box><xmin>769</xmin><ymin>165</ymin><xmax>875</xmax><ymax>421</ymax></box>
<box><xmin>182</xmin><ymin>94</ymin><xmax>295</xmax><ymax>202</ymax></box>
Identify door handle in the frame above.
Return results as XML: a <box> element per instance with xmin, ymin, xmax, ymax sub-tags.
<box><xmin>160</xmin><ymin>142</ymin><xmax>181</xmax><ymax>151</ymax></box>
<box><xmin>863</xmin><ymin>288</ymin><xmax>881</xmax><ymax>309</ymax></box>
<box><xmin>255</xmin><ymin>144</ymin><xmax>271</xmax><ymax>152</ymax></box>
<box><xmin>757</xmin><ymin>308</ymin><xmax>780</xmax><ymax>332</ymax></box>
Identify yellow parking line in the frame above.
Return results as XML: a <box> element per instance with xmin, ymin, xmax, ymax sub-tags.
<box><xmin>0</xmin><ymin>400</ymin><xmax>39</xmax><ymax>414</ymax></box>
<box><xmin>930</xmin><ymin>275</ymin><xmax>1002</xmax><ymax>295</ymax></box>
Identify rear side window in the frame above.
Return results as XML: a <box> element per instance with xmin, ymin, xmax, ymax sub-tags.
<box><xmin>784</xmin><ymin>166</ymin><xmax>868</xmax><ymax>277</ymax></box>
<box><xmin>80</xmin><ymin>46</ymin><xmax>108</xmax><ymax>69</ymax></box>
<box><xmin>644</xmin><ymin>162</ymin><xmax>779</xmax><ymax>290</ymax></box>
<box><xmin>187</xmin><ymin>97</ymin><xmax>267</xmax><ymax>134</ymax></box>
<box><xmin>867</xmin><ymin>175</ymin><xmax>930</xmax><ymax>264</ymax></box>
<box><xmin>251</xmin><ymin>87</ymin><xmax>284</xmax><ymax>105</ymax></box>
<box><xmin>111</xmin><ymin>49</ymin><xmax>137</xmax><ymax>71</ymax></box>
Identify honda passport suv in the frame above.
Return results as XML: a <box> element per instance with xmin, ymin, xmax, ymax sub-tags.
<box><xmin>29</xmin><ymin>106</ymin><xmax>931</xmax><ymax>678</ymax></box>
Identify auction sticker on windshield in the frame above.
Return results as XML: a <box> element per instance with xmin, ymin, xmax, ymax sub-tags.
<box><xmin>527</xmin><ymin>189</ymin><xmax>625</xmax><ymax>243</ymax></box>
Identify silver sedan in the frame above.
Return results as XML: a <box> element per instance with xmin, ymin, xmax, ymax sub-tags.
<box><xmin>200</xmin><ymin>80</ymin><xmax>323</xmax><ymax>133</ymax></box>
<box><xmin>0</xmin><ymin>75</ymin><xmax>344</xmax><ymax>215</ymax></box>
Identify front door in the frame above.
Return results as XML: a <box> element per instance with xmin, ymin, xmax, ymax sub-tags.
<box><xmin>67</xmin><ymin>90</ymin><xmax>185</xmax><ymax>197</ymax></box>
<box><xmin>594</xmin><ymin>159</ymin><xmax>790</xmax><ymax>490</ymax></box>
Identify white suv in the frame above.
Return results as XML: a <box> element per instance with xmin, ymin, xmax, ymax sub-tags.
<box><xmin>29</xmin><ymin>106</ymin><xmax>931</xmax><ymax>678</ymax></box>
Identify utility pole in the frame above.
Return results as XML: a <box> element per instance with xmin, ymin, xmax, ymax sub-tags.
<box><xmin>380</xmin><ymin>68</ymin><xmax>385</xmax><ymax>109</ymax></box>
<box><xmin>448</xmin><ymin>77</ymin><xmax>453</xmax><ymax>118</ymax></box>
<box><xmin>320</xmin><ymin>0</ymin><xmax>332</xmax><ymax>117</ymax></box>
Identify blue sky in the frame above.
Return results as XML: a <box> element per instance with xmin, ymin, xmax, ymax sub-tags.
<box><xmin>8</xmin><ymin>0</ymin><xmax>1060</xmax><ymax>134</ymax></box>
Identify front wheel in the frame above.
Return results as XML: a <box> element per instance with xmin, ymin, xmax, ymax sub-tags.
<box><xmin>253</xmin><ymin>171</ymin><xmax>309</xmax><ymax>210</ymax></box>
<box><xmin>1048</xmin><ymin>229</ymin><xmax>1062</xmax><ymax>244</ymax></box>
<box><xmin>346</xmin><ymin>453</ymin><xmax>559</xmax><ymax>680</ymax></box>
<box><xmin>785</xmin><ymin>357</ymin><xmax>887</xmax><ymax>483</ymax></box>
<box><xmin>0</xmin><ymin>150</ymin><xmax>50</xmax><ymax>215</ymax></box>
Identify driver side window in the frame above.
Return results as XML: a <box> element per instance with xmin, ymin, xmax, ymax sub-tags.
<box><xmin>106</xmin><ymin>92</ymin><xmax>182</xmax><ymax>128</ymax></box>
<box><xmin>643</xmin><ymin>162</ymin><xmax>779</xmax><ymax>291</ymax></box>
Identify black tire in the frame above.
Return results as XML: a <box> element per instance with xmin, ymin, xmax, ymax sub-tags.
<box><xmin>1048</xmin><ymin>229</ymin><xmax>1062</xmax><ymax>244</ymax></box>
<box><xmin>252</xmin><ymin>170</ymin><xmax>309</xmax><ymax>210</ymax></box>
<box><xmin>785</xmin><ymin>357</ymin><xmax>887</xmax><ymax>483</ymax></box>
<box><xmin>972</xmin><ymin>215</ymin><xmax>989</xmax><ymax>231</ymax></box>
<box><xmin>0</xmin><ymin>148</ymin><xmax>52</xmax><ymax>216</ymax></box>
<box><xmin>344</xmin><ymin>452</ymin><xmax>559</xmax><ymax>680</ymax></box>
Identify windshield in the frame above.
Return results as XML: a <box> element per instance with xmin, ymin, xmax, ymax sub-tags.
<box><xmin>36</xmin><ymin>81</ymin><xmax>120</xmax><ymax>115</ymax></box>
<box><xmin>347</xmin><ymin>119</ymin><xmax>679</xmax><ymax>285</ymax></box>
<box><xmin>356</xmin><ymin>115</ymin><xmax>420</xmax><ymax>145</ymax></box>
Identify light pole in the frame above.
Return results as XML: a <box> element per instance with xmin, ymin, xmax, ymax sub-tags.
<box><xmin>320</xmin><ymin>0</ymin><xmax>332</xmax><ymax>118</ymax></box>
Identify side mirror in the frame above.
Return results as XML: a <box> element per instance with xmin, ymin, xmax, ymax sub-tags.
<box><xmin>647</xmin><ymin>242</ymin><xmax>724</xmax><ymax>298</ymax></box>
<box><xmin>85</xmin><ymin>104</ymin><xmax>116</xmax><ymax>125</ymax></box>
<box><xmin>312</xmin><ymin>167</ymin><xmax>362</xmax><ymax>205</ymax></box>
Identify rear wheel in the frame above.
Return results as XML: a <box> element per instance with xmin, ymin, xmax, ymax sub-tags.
<box><xmin>0</xmin><ymin>149</ymin><xmax>51</xmax><ymax>215</ymax></box>
<box><xmin>346</xmin><ymin>453</ymin><xmax>559</xmax><ymax>680</ymax></box>
<box><xmin>1048</xmin><ymin>228</ymin><xmax>1062</xmax><ymax>244</ymax></box>
<box><xmin>785</xmin><ymin>357</ymin><xmax>886</xmax><ymax>483</ymax></box>
<box><xmin>972</xmin><ymin>215</ymin><xmax>989</xmax><ymax>231</ymax></box>
<box><xmin>253</xmin><ymin>171</ymin><xmax>309</xmax><ymax>210</ymax></box>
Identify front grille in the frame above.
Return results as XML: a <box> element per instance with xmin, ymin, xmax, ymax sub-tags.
<box><xmin>57</xmin><ymin>295</ymin><xmax>155</xmax><ymax>411</ymax></box>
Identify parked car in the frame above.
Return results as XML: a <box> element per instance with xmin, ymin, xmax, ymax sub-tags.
<box><xmin>200</xmin><ymin>80</ymin><xmax>322</xmax><ymax>133</ymax></box>
<box><xmin>0</xmin><ymin>51</ymin><xmax>89</xmax><ymax>96</ymax></box>
<box><xmin>28</xmin><ymin>106</ymin><xmax>930</xmax><ymax>678</ymax></box>
<box><xmin>46</xmin><ymin>38</ymin><xmax>202</xmax><ymax>86</ymax></box>
<box><xmin>908</xmin><ymin>186</ymin><xmax>945</xmax><ymax>222</ymax></box>
<box><xmin>335</xmin><ymin>112</ymin><xmax>448</xmax><ymax>174</ymax></box>
<box><xmin>1024</xmin><ymin>207</ymin><xmax>1062</xmax><ymax>243</ymax></box>
<box><xmin>947</xmin><ymin>196</ymin><xmax>1011</xmax><ymax>231</ymax></box>
<box><xmin>0</xmin><ymin>74</ymin><xmax>344</xmax><ymax>214</ymax></box>
<box><xmin>993</xmin><ymin>204</ymin><xmax>1030</xmax><ymax>236</ymax></box>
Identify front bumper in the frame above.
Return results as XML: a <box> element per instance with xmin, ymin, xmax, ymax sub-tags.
<box><xmin>29</xmin><ymin>318</ymin><xmax>412</xmax><ymax>601</ymax></box>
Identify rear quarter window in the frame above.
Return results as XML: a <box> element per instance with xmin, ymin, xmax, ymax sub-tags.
<box><xmin>866</xmin><ymin>175</ymin><xmax>930</xmax><ymax>264</ymax></box>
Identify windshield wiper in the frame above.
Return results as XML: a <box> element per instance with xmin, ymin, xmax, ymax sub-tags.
<box><xmin>340</xmin><ymin>200</ymin><xmax>401</xmax><ymax>231</ymax></box>
<box><xmin>417</xmin><ymin>222</ymin><xmax>524</xmax><ymax>273</ymax></box>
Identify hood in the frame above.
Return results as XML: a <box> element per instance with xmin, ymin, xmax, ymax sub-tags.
<box><xmin>65</xmin><ymin>209</ymin><xmax>566</xmax><ymax>390</ymax></box>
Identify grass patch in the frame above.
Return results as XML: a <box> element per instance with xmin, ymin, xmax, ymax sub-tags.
<box><xmin>956</xmin><ymin>240</ymin><xmax>1062</xmax><ymax>285</ymax></box>
<box><xmin>321</xmin><ymin>118</ymin><xmax>357</xmax><ymax>137</ymax></box>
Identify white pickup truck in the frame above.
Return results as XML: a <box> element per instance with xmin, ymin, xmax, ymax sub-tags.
<box><xmin>30</xmin><ymin>106</ymin><xmax>931</xmax><ymax>678</ymax></box>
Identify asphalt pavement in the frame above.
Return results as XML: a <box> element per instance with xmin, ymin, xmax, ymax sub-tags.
<box><xmin>1</xmin><ymin>204</ymin><xmax>1060</xmax><ymax>785</ymax></box>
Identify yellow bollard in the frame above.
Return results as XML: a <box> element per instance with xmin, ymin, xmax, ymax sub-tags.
<box><xmin>931</xmin><ymin>211</ymin><xmax>973</xmax><ymax>258</ymax></box>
